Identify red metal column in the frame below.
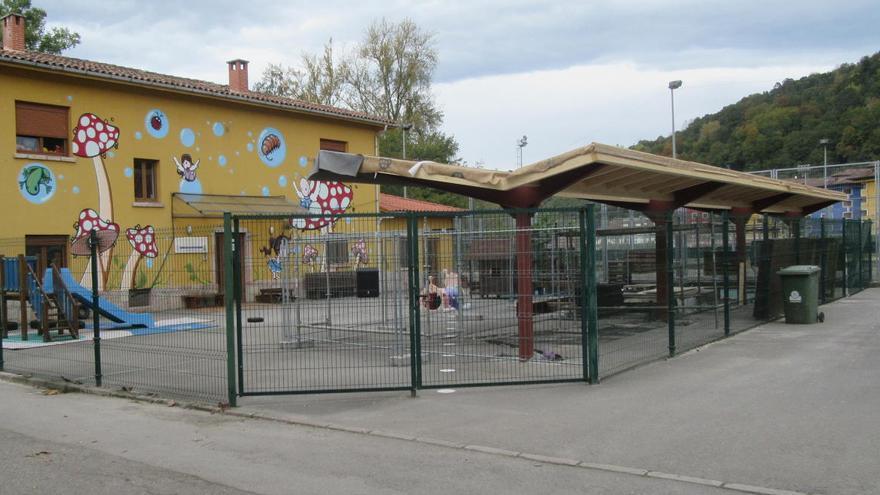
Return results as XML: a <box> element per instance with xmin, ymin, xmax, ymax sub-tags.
<box><xmin>652</xmin><ymin>215</ymin><xmax>669</xmax><ymax>315</ymax></box>
<box><xmin>515</xmin><ymin>213</ymin><xmax>534</xmax><ymax>360</ymax></box>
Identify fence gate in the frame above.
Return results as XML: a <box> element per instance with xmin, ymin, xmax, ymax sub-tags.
<box><xmin>227</xmin><ymin>208</ymin><xmax>598</xmax><ymax>397</ymax></box>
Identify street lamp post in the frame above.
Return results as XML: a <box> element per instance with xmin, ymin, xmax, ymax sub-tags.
<box><xmin>668</xmin><ymin>80</ymin><xmax>682</xmax><ymax>159</ymax></box>
<box><xmin>820</xmin><ymin>138</ymin><xmax>830</xmax><ymax>189</ymax></box>
<box><xmin>668</xmin><ymin>80</ymin><xmax>685</xmax><ymax>292</ymax></box>
<box><xmin>517</xmin><ymin>135</ymin><xmax>528</xmax><ymax>168</ymax></box>
<box><xmin>401</xmin><ymin>123</ymin><xmax>413</xmax><ymax>198</ymax></box>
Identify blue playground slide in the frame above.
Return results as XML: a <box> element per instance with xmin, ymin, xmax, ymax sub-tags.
<box><xmin>43</xmin><ymin>268</ymin><xmax>155</xmax><ymax>329</ymax></box>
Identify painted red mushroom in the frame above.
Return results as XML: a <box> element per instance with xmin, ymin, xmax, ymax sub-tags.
<box><xmin>70</xmin><ymin>208</ymin><xmax>120</xmax><ymax>290</ymax></box>
<box><xmin>72</xmin><ymin>113</ymin><xmax>120</xmax><ymax>288</ymax></box>
<box><xmin>120</xmin><ymin>225</ymin><xmax>158</xmax><ymax>291</ymax></box>
<box><xmin>291</xmin><ymin>179</ymin><xmax>353</xmax><ymax>231</ymax></box>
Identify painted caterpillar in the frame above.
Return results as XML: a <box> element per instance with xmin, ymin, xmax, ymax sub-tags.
<box><xmin>261</xmin><ymin>134</ymin><xmax>282</xmax><ymax>160</ymax></box>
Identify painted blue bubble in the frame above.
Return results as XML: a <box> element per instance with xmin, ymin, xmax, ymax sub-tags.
<box><xmin>18</xmin><ymin>163</ymin><xmax>56</xmax><ymax>204</ymax></box>
<box><xmin>72</xmin><ymin>186</ymin><xmax>80</xmax><ymax>194</ymax></box>
<box><xmin>66</xmin><ymin>95</ymin><xmax>73</xmax><ymax>101</ymax></box>
<box><xmin>299</xmin><ymin>156</ymin><xmax>308</xmax><ymax>167</ymax></box>
<box><xmin>179</xmin><ymin>128</ymin><xmax>195</xmax><ymax>147</ymax></box>
<box><xmin>212</xmin><ymin>122</ymin><xmax>225</xmax><ymax>136</ymax></box>
<box><xmin>278</xmin><ymin>175</ymin><xmax>288</xmax><ymax>187</ymax></box>
<box><xmin>145</xmin><ymin>259</ymin><xmax>154</xmax><ymax>269</ymax></box>
<box><xmin>345</xmin><ymin>217</ymin><xmax>352</xmax><ymax>224</ymax></box>
<box><xmin>261</xmin><ymin>186</ymin><xmax>270</xmax><ymax>196</ymax></box>
<box><xmin>106</xmin><ymin>151</ymin><xmax>116</xmax><ymax>158</ymax></box>
<box><xmin>58</xmin><ymin>174</ymin><xmax>64</xmax><ymax>180</ymax></box>
<box><xmin>218</xmin><ymin>155</ymin><xmax>227</xmax><ymax>167</ymax></box>
<box><xmin>144</xmin><ymin>109</ymin><xmax>169</xmax><ymax>138</ymax></box>
<box><xmin>179</xmin><ymin>178</ymin><xmax>203</xmax><ymax>194</ymax></box>
<box><xmin>124</xmin><ymin>167</ymin><xmax>133</xmax><ymax>178</ymax></box>
<box><xmin>135</xmin><ymin>131</ymin><xmax>143</xmax><ymax>140</ymax></box>
<box><xmin>257</xmin><ymin>127</ymin><xmax>286</xmax><ymax>167</ymax></box>
<box><xmin>247</xmin><ymin>131</ymin><xmax>253</xmax><ymax>137</ymax></box>
<box><xmin>246</xmin><ymin>143</ymin><xmax>254</xmax><ymax>152</ymax></box>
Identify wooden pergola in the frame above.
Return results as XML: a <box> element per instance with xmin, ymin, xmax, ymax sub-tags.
<box><xmin>310</xmin><ymin>143</ymin><xmax>846</xmax><ymax>359</ymax></box>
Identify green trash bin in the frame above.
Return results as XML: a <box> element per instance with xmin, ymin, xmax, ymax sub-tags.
<box><xmin>777</xmin><ymin>265</ymin><xmax>824</xmax><ymax>324</ymax></box>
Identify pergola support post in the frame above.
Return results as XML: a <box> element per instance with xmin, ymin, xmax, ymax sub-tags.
<box><xmin>647</xmin><ymin>206</ymin><xmax>674</xmax><ymax>327</ymax></box>
<box><xmin>729</xmin><ymin>208</ymin><xmax>751</xmax><ymax>305</ymax></box>
<box><xmin>515</xmin><ymin>212</ymin><xmax>535</xmax><ymax>360</ymax></box>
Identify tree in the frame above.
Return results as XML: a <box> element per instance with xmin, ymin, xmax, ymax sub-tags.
<box><xmin>344</xmin><ymin>18</ymin><xmax>442</xmax><ymax>131</ymax></box>
<box><xmin>254</xmin><ymin>40</ymin><xmax>346</xmax><ymax>107</ymax></box>
<box><xmin>257</xmin><ymin>18</ymin><xmax>466</xmax><ymax>207</ymax></box>
<box><xmin>633</xmin><ymin>51</ymin><xmax>880</xmax><ymax>170</ymax></box>
<box><xmin>0</xmin><ymin>0</ymin><xmax>80</xmax><ymax>54</ymax></box>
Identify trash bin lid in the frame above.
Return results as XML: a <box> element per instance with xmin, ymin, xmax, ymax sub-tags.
<box><xmin>777</xmin><ymin>265</ymin><xmax>821</xmax><ymax>275</ymax></box>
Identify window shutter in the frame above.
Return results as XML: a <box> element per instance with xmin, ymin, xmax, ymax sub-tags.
<box><xmin>320</xmin><ymin>139</ymin><xmax>347</xmax><ymax>152</ymax></box>
<box><xmin>16</xmin><ymin>102</ymin><xmax>69</xmax><ymax>139</ymax></box>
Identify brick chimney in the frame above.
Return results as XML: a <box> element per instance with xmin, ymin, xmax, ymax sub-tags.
<box><xmin>227</xmin><ymin>59</ymin><xmax>249</xmax><ymax>92</ymax></box>
<box><xmin>2</xmin><ymin>13</ymin><xmax>26</xmax><ymax>51</ymax></box>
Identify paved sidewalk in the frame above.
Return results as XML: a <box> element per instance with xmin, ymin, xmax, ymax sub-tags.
<box><xmin>242</xmin><ymin>288</ymin><xmax>880</xmax><ymax>495</ymax></box>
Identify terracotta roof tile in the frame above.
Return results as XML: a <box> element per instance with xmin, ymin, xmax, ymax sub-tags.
<box><xmin>0</xmin><ymin>49</ymin><xmax>390</xmax><ymax>126</ymax></box>
<box><xmin>379</xmin><ymin>193</ymin><xmax>465</xmax><ymax>212</ymax></box>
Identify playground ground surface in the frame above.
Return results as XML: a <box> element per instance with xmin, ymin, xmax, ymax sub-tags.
<box><xmin>2</xmin><ymin>290</ymin><xmax>769</xmax><ymax>401</ymax></box>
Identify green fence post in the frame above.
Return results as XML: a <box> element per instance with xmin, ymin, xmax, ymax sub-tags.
<box><xmin>667</xmin><ymin>210</ymin><xmax>675</xmax><ymax>357</ymax></box>
<box><xmin>579</xmin><ymin>206</ymin><xmax>599</xmax><ymax>383</ymax></box>
<box><xmin>233</xmin><ymin>218</ymin><xmax>244</xmax><ymax>396</ymax></box>
<box><xmin>819</xmin><ymin>218</ymin><xmax>827</xmax><ymax>304</ymax></box>
<box><xmin>858</xmin><ymin>219</ymin><xmax>864</xmax><ymax>290</ymax></box>
<box><xmin>842</xmin><ymin>219</ymin><xmax>848</xmax><ymax>296</ymax></box>
<box><xmin>722</xmin><ymin>211</ymin><xmax>731</xmax><ymax>336</ymax></box>
<box><xmin>223</xmin><ymin>212</ymin><xmax>237</xmax><ymax>407</ymax></box>
<box><xmin>578</xmin><ymin>208</ymin><xmax>589</xmax><ymax>382</ymax></box>
<box><xmin>90</xmin><ymin>230</ymin><xmax>102</xmax><ymax>387</ymax></box>
<box><xmin>867</xmin><ymin>220</ymin><xmax>874</xmax><ymax>284</ymax></box>
<box><xmin>762</xmin><ymin>214</ymin><xmax>771</xmax><ymax>308</ymax></box>
<box><xmin>406</xmin><ymin>214</ymin><xmax>422</xmax><ymax>395</ymax></box>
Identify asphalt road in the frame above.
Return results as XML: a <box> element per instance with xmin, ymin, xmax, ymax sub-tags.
<box><xmin>0</xmin><ymin>382</ymin><xmax>728</xmax><ymax>495</ymax></box>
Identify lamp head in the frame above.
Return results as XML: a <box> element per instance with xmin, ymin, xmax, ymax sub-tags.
<box><xmin>668</xmin><ymin>80</ymin><xmax>682</xmax><ymax>90</ymax></box>
<box><xmin>819</xmin><ymin>138</ymin><xmax>830</xmax><ymax>145</ymax></box>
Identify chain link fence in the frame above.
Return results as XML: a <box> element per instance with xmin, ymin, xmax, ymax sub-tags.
<box><xmin>0</xmin><ymin>207</ymin><xmax>872</xmax><ymax>404</ymax></box>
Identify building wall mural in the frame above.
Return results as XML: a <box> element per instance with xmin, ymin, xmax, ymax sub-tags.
<box><xmin>18</xmin><ymin>163</ymin><xmax>55</xmax><ymax>204</ymax></box>
<box><xmin>1</xmin><ymin>68</ymin><xmax>379</xmax><ymax>291</ymax></box>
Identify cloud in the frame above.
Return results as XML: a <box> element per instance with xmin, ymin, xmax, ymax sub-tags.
<box><xmin>435</xmin><ymin>60</ymin><xmax>837</xmax><ymax>169</ymax></box>
<box><xmin>38</xmin><ymin>0</ymin><xmax>879</xmax><ymax>170</ymax></box>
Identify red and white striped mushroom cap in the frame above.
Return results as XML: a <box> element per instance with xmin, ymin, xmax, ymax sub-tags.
<box><xmin>125</xmin><ymin>225</ymin><xmax>158</xmax><ymax>258</ymax></box>
<box><xmin>72</xmin><ymin>113</ymin><xmax>120</xmax><ymax>158</ymax></box>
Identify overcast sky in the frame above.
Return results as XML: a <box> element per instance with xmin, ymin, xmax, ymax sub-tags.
<box><xmin>44</xmin><ymin>0</ymin><xmax>880</xmax><ymax>169</ymax></box>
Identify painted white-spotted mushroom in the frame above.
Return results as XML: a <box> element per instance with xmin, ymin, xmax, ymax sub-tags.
<box><xmin>70</xmin><ymin>208</ymin><xmax>119</xmax><ymax>290</ymax></box>
<box><xmin>291</xmin><ymin>179</ymin><xmax>353</xmax><ymax>231</ymax></box>
<box><xmin>120</xmin><ymin>225</ymin><xmax>158</xmax><ymax>291</ymax></box>
<box><xmin>71</xmin><ymin>113</ymin><xmax>120</xmax><ymax>288</ymax></box>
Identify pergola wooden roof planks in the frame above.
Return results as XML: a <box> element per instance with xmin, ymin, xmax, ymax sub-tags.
<box><xmin>310</xmin><ymin>143</ymin><xmax>846</xmax><ymax>361</ymax></box>
<box><xmin>311</xmin><ymin>142</ymin><xmax>845</xmax><ymax>216</ymax></box>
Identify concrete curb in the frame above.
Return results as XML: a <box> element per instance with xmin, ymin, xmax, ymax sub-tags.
<box><xmin>0</xmin><ymin>371</ymin><xmax>813</xmax><ymax>495</ymax></box>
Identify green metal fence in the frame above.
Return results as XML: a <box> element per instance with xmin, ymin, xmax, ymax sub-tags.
<box><xmin>0</xmin><ymin>206</ymin><xmax>872</xmax><ymax>405</ymax></box>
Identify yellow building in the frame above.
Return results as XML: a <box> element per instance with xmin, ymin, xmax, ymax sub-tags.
<box><xmin>0</xmin><ymin>14</ymin><xmax>386</xmax><ymax>300</ymax></box>
<box><xmin>378</xmin><ymin>193</ymin><xmax>464</xmax><ymax>278</ymax></box>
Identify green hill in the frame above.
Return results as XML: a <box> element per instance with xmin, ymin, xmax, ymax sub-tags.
<box><xmin>632</xmin><ymin>52</ymin><xmax>880</xmax><ymax>171</ymax></box>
